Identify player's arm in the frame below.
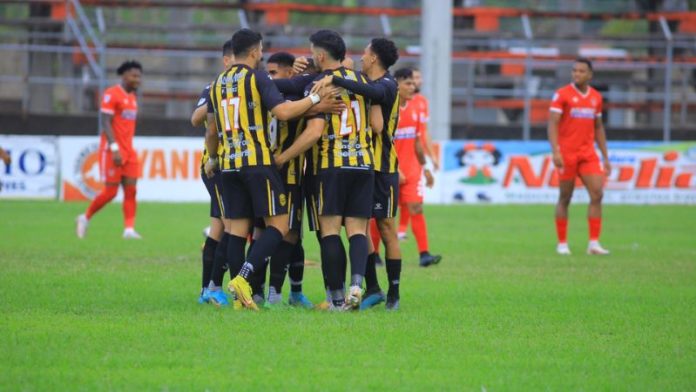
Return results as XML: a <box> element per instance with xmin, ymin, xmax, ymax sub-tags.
<box><xmin>370</xmin><ymin>104</ymin><xmax>383</xmax><ymax>135</ymax></box>
<box><xmin>318</xmin><ymin>75</ymin><xmax>387</xmax><ymax>102</ymax></box>
<box><xmin>274</xmin><ymin>117</ymin><xmax>325</xmax><ymax>168</ymax></box>
<box><xmin>191</xmin><ymin>105</ymin><xmax>207</xmax><ymax>127</ymax></box>
<box><xmin>305</xmin><ymin>88</ymin><xmax>345</xmax><ymax>116</ymax></box>
<box><xmin>415</xmin><ymin>134</ymin><xmax>434</xmax><ymax>188</ymax></box>
<box><xmin>203</xmin><ymin>113</ymin><xmax>220</xmax><ymax>178</ymax></box>
<box><xmin>101</xmin><ymin>113</ymin><xmax>122</xmax><ymax>166</ymax></box>
<box><xmin>547</xmin><ymin>111</ymin><xmax>563</xmax><ymax>169</ymax></box>
<box><xmin>594</xmin><ymin>114</ymin><xmax>611</xmax><ymax>176</ymax></box>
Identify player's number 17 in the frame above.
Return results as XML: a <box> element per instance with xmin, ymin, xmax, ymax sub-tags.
<box><xmin>221</xmin><ymin>97</ymin><xmax>240</xmax><ymax>133</ymax></box>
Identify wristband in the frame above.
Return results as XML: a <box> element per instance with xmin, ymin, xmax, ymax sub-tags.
<box><xmin>423</xmin><ymin>157</ymin><xmax>434</xmax><ymax>172</ymax></box>
<box><xmin>309</xmin><ymin>93</ymin><xmax>321</xmax><ymax>105</ymax></box>
<box><xmin>109</xmin><ymin>142</ymin><xmax>119</xmax><ymax>152</ymax></box>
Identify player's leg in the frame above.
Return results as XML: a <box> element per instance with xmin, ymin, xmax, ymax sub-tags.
<box><xmin>319</xmin><ymin>215</ymin><xmax>345</xmax><ymax>308</ymax></box>
<box><xmin>555</xmin><ymin>155</ymin><xmax>577</xmax><ymax>255</ymax></box>
<box><xmin>199</xmin><ymin>172</ymin><xmax>225</xmax><ymax>304</ymax></box>
<box><xmin>362</xmin><ymin>220</ymin><xmax>385</xmax><ymax>309</ymax></box>
<box><xmin>397</xmin><ymin>205</ymin><xmax>410</xmax><ymax>240</ymax></box>
<box><xmin>121</xmin><ymin>155</ymin><xmax>141</xmax><ymax>239</ymax></box>
<box><xmin>580</xmin><ymin>157</ymin><xmax>609</xmax><ymax>255</ymax></box>
<box><xmin>249</xmin><ymin>223</ymin><xmax>267</xmax><ymax>305</ymax></box>
<box><xmin>77</xmin><ymin>150</ymin><xmax>120</xmax><ymax>238</ymax></box>
<box><xmin>267</xmin><ymin>228</ymin><xmax>298</xmax><ymax>307</ymax></box>
<box><xmin>405</xmin><ymin>176</ymin><xmax>441</xmax><ymax>267</ymax></box>
<box><xmin>284</xmin><ymin>186</ymin><xmax>312</xmax><ymax>308</ymax></box>
<box><xmin>230</xmin><ymin>167</ymin><xmax>289</xmax><ymax>310</ymax></box>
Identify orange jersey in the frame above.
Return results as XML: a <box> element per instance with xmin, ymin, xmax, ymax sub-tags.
<box><xmin>411</xmin><ymin>93</ymin><xmax>430</xmax><ymax>148</ymax></box>
<box><xmin>100</xmin><ymin>84</ymin><xmax>138</xmax><ymax>155</ymax></box>
<box><xmin>549</xmin><ymin>84</ymin><xmax>602</xmax><ymax>155</ymax></box>
<box><xmin>394</xmin><ymin>100</ymin><xmax>422</xmax><ymax>179</ymax></box>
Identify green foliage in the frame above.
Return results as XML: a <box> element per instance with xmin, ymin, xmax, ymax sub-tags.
<box><xmin>1</xmin><ymin>201</ymin><xmax>695</xmax><ymax>390</ymax></box>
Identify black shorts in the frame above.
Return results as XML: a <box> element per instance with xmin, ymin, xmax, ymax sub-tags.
<box><xmin>304</xmin><ymin>173</ymin><xmax>320</xmax><ymax>231</ymax></box>
<box><xmin>316</xmin><ymin>168</ymin><xmax>374</xmax><ymax>218</ymax></box>
<box><xmin>201</xmin><ymin>169</ymin><xmax>224</xmax><ymax>219</ymax></box>
<box><xmin>221</xmin><ymin>166</ymin><xmax>288</xmax><ymax>219</ymax></box>
<box><xmin>372</xmin><ymin>171</ymin><xmax>399</xmax><ymax>219</ymax></box>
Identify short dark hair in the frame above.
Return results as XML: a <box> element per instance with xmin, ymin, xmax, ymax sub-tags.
<box><xmin>222</xmin><ymin>39</ymin><xmax>234</xmax><ymax>57</ymax></box>
<box><xmin>309</xmin><ymin>30</ymin><xmax>346</xmax><ymax>61</ymax></box>
<box><xmin>267</xmin><ymin>52</ymin><xmax>295</xmax><ymax>68</ymax></box>
<box><xmin>575</xmin><ymin>57</ymin><xmax>593</xmax><ymax>71</ymax></box>
<box><xmin>393</xmin><ymin>68</ymin><xmax>413</xmax><ymax>80</ymax></box>
<box><xmin>231</xmin><ymin>28</ymin><xmax>262</xmax><ymax>57</ymax></box>
<box><xmin>370</xmin><ymin>38</ymin><xmax>399</xmax><ymax>69</ymax></box>
<box><xmin>117</xmin><ymin>60</ymin><xmax>142</xmax><ymax>75</ymax></box>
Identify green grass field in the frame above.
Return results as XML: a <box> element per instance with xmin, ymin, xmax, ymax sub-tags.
<box><xmin>1</xmin><ymin>201</ymin><xmax>695</xmax><ymax>390</ymax></box>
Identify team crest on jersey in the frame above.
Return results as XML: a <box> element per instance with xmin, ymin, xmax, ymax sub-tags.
<box><xmin>279</xmin><ymin>193</ymin><xmax>287</xmax><ymax>206</ymax></box>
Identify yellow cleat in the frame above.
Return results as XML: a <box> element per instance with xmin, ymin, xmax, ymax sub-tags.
<box><xmin>315</xmin><ymin>300</ymin><xmax>332</xmax><ymax>311</ymax></box>
<box><xmin>230</xmin><ymin>276</ymin><xmax>258</xmax><ymax>311</ymax></box>
<box><xmin>233</xmin><ymin>299</ymin><xmax>244</xmax><ymax>310</ymax></box>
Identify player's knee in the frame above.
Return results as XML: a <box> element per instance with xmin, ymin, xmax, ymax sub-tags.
<box><xmin>377</xmin><ymin>219</ymin><xmax>396</xmax><ymax>239</ymax></box>
<box><xmin>409</xmin><ymin>203</ymin><xmax>423</xmax><ymax>215</ymax></box>
<box><xmin>284</xmin><ymin>229</ymin><xmax>299</xmax><ymax>244</ymax></box>
<box><xmin>103</xmin><ymin>185</ymin><xmax>119</xmax><ymax>200</ymax></box>
<box><xmin>590</xmin><ymin>189</ymin><xmax>604</xmax><ymax>204</ymax></box>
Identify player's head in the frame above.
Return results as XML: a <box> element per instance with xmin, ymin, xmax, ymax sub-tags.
<box><xmin>117</xmin><ymin>60</ymin><xmax>142</xmax><ymax>91</ymax></box>
<box><xmin>231</xmin><ymin>28</ymin><xmax>264</xmax><ymax>68</ymax></box>
<box><xmin>361</xmin><ymin>38</ymin><xmax>399</xmax><ymax>73</ymax></box>
<box><xmin>266</xmin><ymin>52</ymin><xmax>295</xmax><ymax>79</ymax></box>
<box><xmin>309</xmin><ymin>30</ymin><xmax>346</xmax><ymax>70</ymax></box>
<box><xmin>394</xmin><ymin>68</ymin><xmax>415</xmax><ymax>101</ymax></box>
<box><xmin>222</xmin><ymin>39</ymin><xmax>235</xmax><ymax>69</ymax></box>
<box><xmin>412</xmin><ymin>68</ymin><xmax>422</xmax><ymax>93</ymax></box>
<box><xmin>572</xmin><ymin>57</ymin><xmax>593</xmax><ymax>86</ymax></box>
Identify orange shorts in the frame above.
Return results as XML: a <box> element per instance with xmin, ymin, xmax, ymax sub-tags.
<box><xmin>399</xmin><ymin>173</ymin><xmax>424</xmax><ymax>204</ymax></box>
<box><xmin>558</xmin><ymin>150</ymin><xmax>603</xmax><ymax>181</ymax></box>
<box><xmin>100</xmin><ymin>148</ymin><xmax>139</xmax><ymax>184</ymax></box>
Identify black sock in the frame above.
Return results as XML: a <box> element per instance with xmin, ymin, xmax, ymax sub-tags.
<box><xmin>338</xmin><ymin>238</ymin><xmax>347</xmax><ymax>290</ymax></box>
<box><xmin>202</xmin><ymin>237</ymin><xmax>218</xmax><ymax>290</ymax></box>
<box><xmin>226</xmin><ymin>234</ymin><xmax>248</xmax><ymax>277</ymax></box>
<box><xmin>320</xmin><ymin>235</ymin><xmax>344</xmax><ymax>293</ymax></box>
<box><xmin>241</xmin><ymin>226</ymin><xmax>283</xmax><ymax>279</ymax></box>
<box><xmin>289</xmin><ymin>241</ymin><xmax>305</xmax><ymax>293</ymax></box>
<box><xmin>348</xmin><ymin>234</ymin><xmax>368</xmax><ymax>287</ymax></box>
<box><xmin>386</xmin><ymin>258</ymin><xmax>402</xmax><ymax>300</ymax></box>
<box><xmin>364</xmin><ymin>252</ymin><xmax>380</xmax><ymax>293</ymax></box>
<box><xmin>209</xmin><ymin>233</ymin><xmax>229</xmax><ymax>287</ymax></box>
<box><xmin>247</xmin><ymin>239</ymin><xmax>256</xmax><ymax>258</ymax></box>
<box><xmin>250</xmin><ymin>258</ymin><xmax>268</xmax><ymax>297</ymax></box>
<box><xmin>269</xmin><ymin>240</ymin><xmax>294</xmax><ymax>295</ymax></box>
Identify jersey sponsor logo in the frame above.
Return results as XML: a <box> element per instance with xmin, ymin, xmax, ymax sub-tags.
<box><xmin>569</xmin><ymin>107</ymin><xmax>596</xmax><ymax>119</ymax></box>
<box><xmin>394</xmin><ymin>126</ymin><xmax>417</xmax><ymax>140</ymax></box>
<box><xmin>103</xmin><ymin>94</ymin><xmax>111</xmax><ymax>103</ymax></box>
<box><xmin>121</xmin><ymin>109</ymin><xmax>137</xmax><ymax>120</ymax></box>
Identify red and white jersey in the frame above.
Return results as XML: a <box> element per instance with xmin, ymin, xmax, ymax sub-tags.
<box><xmin>394</xmin><ymin>100</ymin><xmax>422</xmax><ymax>179</ymax></box>
<box><xmin>100</xmin><ymin>84</ymin><xmax>138</xmax><ymax>155</ymax></box>
<box><xmin>549</xmin><ymin>84</ymin><xmax>603</xmax><ymax>155</ymax></box>
<box><xmin>411</xmin><ymin>93</ymin><xmax>430</xmax><ymax>149</ymax></box>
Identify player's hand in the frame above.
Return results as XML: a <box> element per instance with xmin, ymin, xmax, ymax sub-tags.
<box><xmin>552</xmin><ymin>151</ymin><xmax>563</xmax><ymax>170</ymax></box>
<box><xmin>310</xmin><ymin>75</ymin><xmax>333</xmax><ymax>95</ymax></box>
<box><xmin>293</xmin><ymin>56</ymin><xmax>310</xmax><ymax>74</ymax></box>
<box><xmin>433</xmin><ymin>158</ymin><xmax>440</xmax><ymax>171</ymax></box>
<box><xmin>204</xmin><ymin>157</ymin><xmax>219</xmax><ymax>178</ymax></box>
<box><xmin>274</xmin><ymin>153</ymin><xmax>285</xmax><ymax>170</ymax></box>
<box><xmin>603</xmin><ymin>157</ymin><xmax>612</xmax><ymax>177</ymax></box>
<box><xmin>398</xmin><ymin>171</ymin><xmax>406</xmax><ymax>185</ymax></box>
<box><xmin>0</xmin><ymin>150</ymin><xmax>10</xmax><ymax>166</ymax></box>
<box><xmin>315</xmin><ymin>86</ymin><xmax>344</xmax><ymax>113</ymax></box>
<box><xmin>112</xmin><ymin>150</ymin><xmax>123</xmax><ymax>166</ymax></box>
<box><xmin>424</xmin><ymin>169</ymin><xmax>434</xmax><ymax>188</ymax></box>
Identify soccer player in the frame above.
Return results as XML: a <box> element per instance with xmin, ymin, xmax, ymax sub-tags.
<box><xmin>203</xmin><ymin>29</ymin><xmax>329</xmax><ymax>309</ymax></box>
<box><xmin>276</xmin><ymin>30</ymin><xmax>381</xmax><ymax>310</ymax></box>
<box><xmin>315</xmin><ymin>38</ymin><xmax>402</xmax><ymax>310</ymax></box>
<box><xmin>190</xmin><ymin>39</ymin><xmax>235</xmax><ymax>304</ymax></box>
<box><xmin>76</xmin><ymin>60</ymin><xmax>143</xmax><ymax>240</ymax></box>
<box><xmin>548</xmin><ymin>58</ymin><xmax>611</xmax><ymax>255</ymax></box>
<box><xmin>393</xmin><ymin>68</ymin><xmax>442</xmax><ymax>267</ymax></box>
<box><xmin>398</xmin><ymin>68</ymin><xmax>439</xmax><ymax>240</ymax></box>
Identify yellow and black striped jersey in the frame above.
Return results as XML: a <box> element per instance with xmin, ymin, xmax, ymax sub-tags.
<box><xmin>208</xmin><ymin>64</ymin><xmax>285</xmax><ymax>170</ymax></box>
<box><xmin>197</xmin><ymin>84</ymin><xmax>225</xmax><ymax>169</ymax></box>
<box><xmin>305</xmin><ymin>67</ymin><xmax>374</xmax><ymax>172</ymax></box>
<box><xmin>271</xmin><ymin>113</ymin><xmax>305</xmax><ymax>185</ymax></box>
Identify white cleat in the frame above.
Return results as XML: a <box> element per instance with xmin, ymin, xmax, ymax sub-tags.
<box><xmin>76</xmin><ymin>214</ymin><xmax>89</xmax><ymax>239</ymax></box>
<box><xmin>122</xmin><ymin>228</ymin><xmax>143</xmax><ymax>240</ymax></box>
<box><xmin>343</xmin><ymin>285</ymin><xmax>363</xmax><ymax>310</ymax></box>
<box><xmin>587</xmin><ymin>241</ymin><xmax>610</xmax><ymax>255</ymax></box>
<box><xmin>556</xmin><ymin>243</ymin><xmax>571</xmax><ymax>255</ymax></box>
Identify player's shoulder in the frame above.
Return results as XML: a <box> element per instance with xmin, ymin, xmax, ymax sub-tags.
<box><xmin>588</xmin><ymin>85</ymin><xmax>603</xmax><ymax>99</ymax></box>
<box><xmin>104</xmin><ymin>84</ymin><xmax>122</xmax><ymax>96</ymax></box>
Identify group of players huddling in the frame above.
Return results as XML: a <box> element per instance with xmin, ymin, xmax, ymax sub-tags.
<box><xmin>188</xmin><ymin>28</ymin><xmax>442</xmax><ymax>311</ymax></box>
<box><xmin>75</xmin><ymin>28</ymin><xmax>612</xmax><ymax>312</ymax></box>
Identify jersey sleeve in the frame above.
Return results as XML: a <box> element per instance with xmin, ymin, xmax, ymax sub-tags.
<box><xmin>331</xmin><ymin>75</ymin><xmax>387</xmax><ymax>102</ymax></box>
<box><xmin>595</xmin><ymin>94</ymin><xmax>603</xmax><ymax>118</ymax></box>
<box><xmin>100</xmin><ymin>88</ymin><xmax>118</xmax><ymax>115</ymax></box>
<box><xmin>549</xmin><ymin>90</ymin><xmax>565</xmax><ymax>114</ymax></box>
<box><xmin>196</xmin><ymin>85</ymin><xmax>211</xmax><ymax>108</ymax></box>
<box><xmin>255</xmin><ymin>71</ymin><xmax>285</xmax><ymax>111</ymax></box>
<box><xmin>303</xmin><ymin>77</ymin><xmax>326</xmax><ymax>121</ymax></box>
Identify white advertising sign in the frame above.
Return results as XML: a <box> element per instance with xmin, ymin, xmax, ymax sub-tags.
<box><xmin>0</xmin><ymin>135</ymin><xmax>58</xmax><ymax>199</ymax></box>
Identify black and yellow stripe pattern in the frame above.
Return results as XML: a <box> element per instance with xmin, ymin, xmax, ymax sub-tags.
<box><xmin>316</xmin><ymin>67</ymin><xmax>374</xmax><ymax>171</ymax></box>
<box><xmin>273</xmin><ymin>117</ymin><xmax>305</xmax><ymax>185</ymax></box>
<box><xmin>209</xmin><ymin>64</ymin><xmax>274</xmax><ymax>170</ymax></box>
<box><xmin>373</xmin><ymin>85</ymin><xmax>400</xmax><ymax>173</ymax></box>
